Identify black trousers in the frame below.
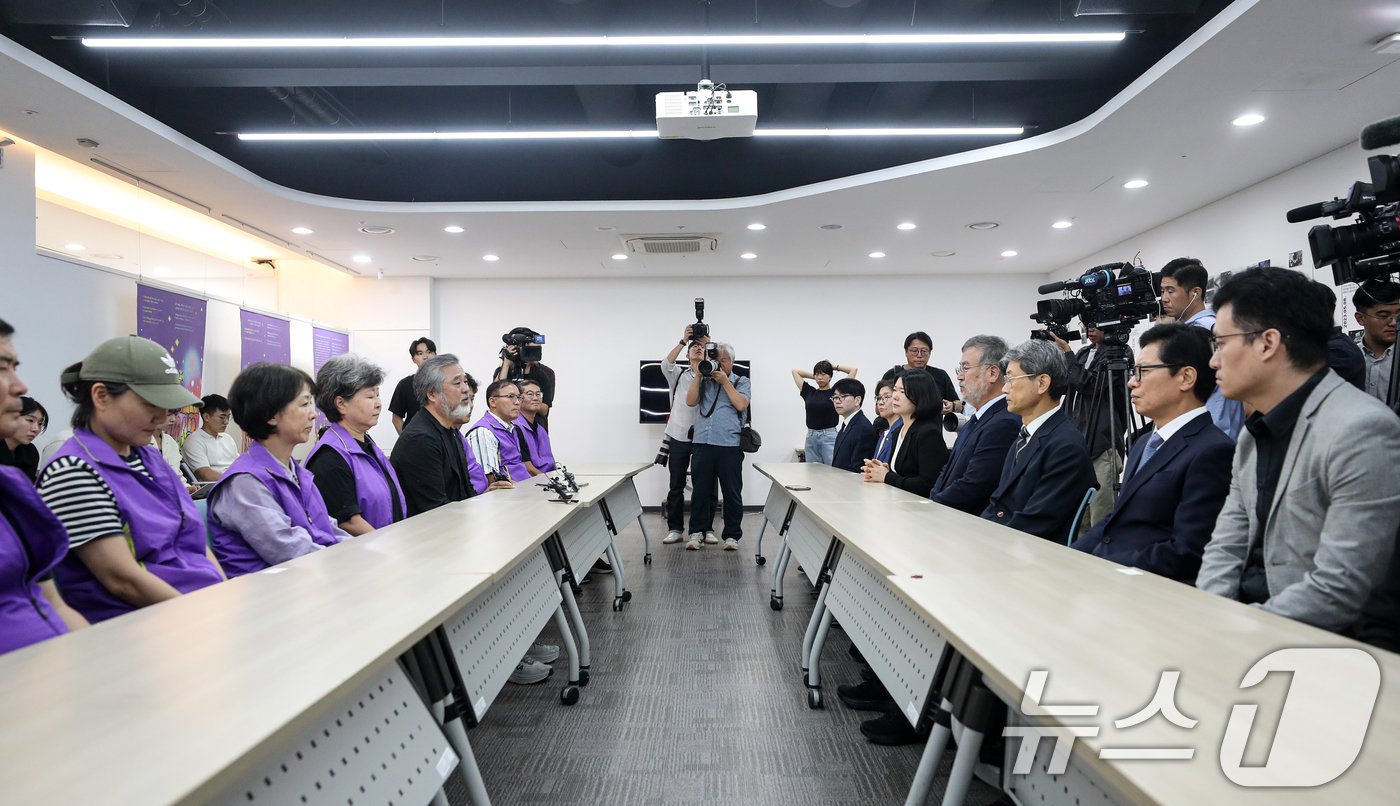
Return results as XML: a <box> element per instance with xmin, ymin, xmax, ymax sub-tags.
<box><xmin>689</xmin><ymin>443</ymin><xmax>744</xmax><ymax>539</ymax></box>
<box><xmin>664</xmin><ymin>439</ymin><xmax>714</xmax><ymax>533</ymax></box>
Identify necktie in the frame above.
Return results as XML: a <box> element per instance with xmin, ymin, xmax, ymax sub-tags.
<box><xmin>838</xmin><ymin>420</ymin><xmax>847</xmax><ymax>435</ymax></box>
<box><xmin>1013</xmin><ymin>426</ymin><xmax>1030</xmax><ymax>459</ymax></box>
<box><xmin>1134</xmin><ymin>433</ymin><xmax>1164</xmax><ymax>478</ymax></box>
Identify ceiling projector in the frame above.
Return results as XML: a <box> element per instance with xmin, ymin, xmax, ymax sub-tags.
<box><xmin>655</xmin><ymin>80</ymin><xmax>758</xmax><ymax>141</ymax></box>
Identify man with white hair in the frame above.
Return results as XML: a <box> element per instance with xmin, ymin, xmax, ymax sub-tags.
<box><xmin>684</xmin><ymin>341</ymin><xmax>751</xmax><ymax>552</ymax></box>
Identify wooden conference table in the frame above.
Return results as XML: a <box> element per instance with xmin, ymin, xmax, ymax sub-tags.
<box><xmin>0</xmin><ymin>463</ymin><xmax>653</xmax><ymax>806</ymax></box>
<box><xmin>754</xmin><ymin>462</ymin><xmax>1400</xmax><ymax>805</ymax></box>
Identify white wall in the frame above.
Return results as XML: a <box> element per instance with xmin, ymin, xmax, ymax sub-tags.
<box><xmin>434</xmin><ymin>274</ymin><xmax>1045</xmax><ymax>506</ymax></box>
<box><xmin>1046</xmin><ymin>141</ymin><xmax>1376</xmax><ymax>326</ymax></box>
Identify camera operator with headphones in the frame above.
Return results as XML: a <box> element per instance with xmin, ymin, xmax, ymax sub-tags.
<box><xmin>495</xmin><ymin>327</ymin><xmax>556</xmax><ymax>430</ymax></box>
<box><xmin>1159</xmin><ymin>258</ymin><xmax>1245</xmax><ymax>441</ymax></box>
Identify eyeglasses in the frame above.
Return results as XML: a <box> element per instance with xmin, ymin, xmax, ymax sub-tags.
<box><xmin>1003</xmin><ymin>373</ymin><xmax>1042</xmax><ymax>384</ymax></box>
<box><xmin>1359</xmin><ymin>309</ymin><xmax>1400</xmax><ymax>322</ymax></box>
<box><xmin>875</xmin><ymin>393</ymin><xmax>893</xmax><ymax>402</ymax></box>
<box><xmin>491</xmin><ymin>393</ymin><xmax>521</xmax><ymax>401</ymax></box>
<box><xmin>1131</xmin><ymin>363</ymin><xmax>1180</xmax><ymax>381</ymax></box>
<box><xmin>954</xmin><ymin>362</ymin><xmax>991</xmax><ymax>377</ymax></box>
<box><xmin>521</xmin><ymin>391</ymin><xmax>544</xmax><ymax>398</ymax></box>
<box><xmin>830</xmin><ymin>393</ymin><xmax>853</xmax><ymax>403</ymax></box>
<box><xmin>1209</xmin><ymin>330</ymin><xmax>1264</xmax><ymax>353</ymax></box>
<box><xmin>906</xmin><ymin>347</ymin><xmax>931</xmax><ymax>356</ymax></box>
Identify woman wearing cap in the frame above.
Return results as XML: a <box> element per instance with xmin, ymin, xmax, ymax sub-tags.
<box><xmin>38</xmin><ymin>336</ymin><xmax>225</xmax><ymax>623</ymax></box>
<box><xmin>305</xmin><ymin>354</ymin><xmax>406</xmax><ymax>535</ymax></box>
<box><xmin>0</xmin><ymin>318</ymin><xmax>88</xmax><ymax>654</ymax></box>
<box><xmin>207</xmin><ymin>363</ymin><xmax>349</xmax><ymax>577</ymax></box>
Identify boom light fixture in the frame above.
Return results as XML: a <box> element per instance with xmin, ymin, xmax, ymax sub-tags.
<box><xmin>237</xmin><ymin>126</ymin><xmax>1024</xmax><ymax>142</ymax></box>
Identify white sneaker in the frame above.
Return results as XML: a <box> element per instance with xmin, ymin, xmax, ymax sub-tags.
<box><xmin>663</xmin><ymin>530</ymin><xmax>683</xmax><ymax>544</ymax></box>
<box><xmin>509</xmin><ymin>657</ymin><xmax>553</xmax><ymax>685</ymax></box>
<box><xmin>527</xmin><ymin>642</ymin><xmax>559</xmax><ymax>663</ymax></box>
<box><xmin>685</xmin><ymin>535</ymin><xmax>702</xmax><ymax>550</ymax></box>
<box><xmin>703</xmin><ymin>531</ymin><xmax>720</xmax><ymax>545</ymax></box>
<box><xmin>723</xmin><ymin>538</ymin><xmax>739</xmax><ymax>551</ymax></box>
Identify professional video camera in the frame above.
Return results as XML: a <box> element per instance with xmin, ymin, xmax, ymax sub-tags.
<box><xmin>501</xmin><ymin>327</ymin><xmax>546</xmax><ymax>363</ymax></box>
<box><xmin>691</xmin><ymin>297</ymin><xmax>709</xmax><ymax>341</ymax></box>
<box><xmin>697</xmin><ymin>342</ymin><xmax>720</xmax><ymax>377</ymax></box>
<box><xmin>1035</xmin><ymin>262</ymin><xmax>1161</xmax><ymax>345</ymax></box>
<box><xmin>1029</xmin><ymin>300</ymin><xmax>1082</xmax><ymax>343</ymax></box>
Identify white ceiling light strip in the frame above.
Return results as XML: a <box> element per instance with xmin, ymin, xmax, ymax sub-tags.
<box><xmin>237</xmin><ymin>127</ymin><xmax>1023</xmax><ymax>141</ymax></box>
<box><xmin>83</xmin><ymin>32</ymin><xmax>1125</xmax><ymax>49</ymax></box>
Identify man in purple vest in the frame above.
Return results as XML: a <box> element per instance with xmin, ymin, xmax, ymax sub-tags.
<box><xmin>467</xmin><ymin>380</ymin><xmax>531</xmax><ymax>484</ymax></box>
<box><xmin>208</xmin><ymin>363</ymin><xmax>350</xmax><ymax>578</ymax></box>
<box><xmin>0</xmin><ymin>317</ymin><xmax>88</xmax><ymax>654</ymax></box>
<box><xmin>515</xmin><ymin>379</ymin><xmax>556</xmax><ymax>475</ymax></box>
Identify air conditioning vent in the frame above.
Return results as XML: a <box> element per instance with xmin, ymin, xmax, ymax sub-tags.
<box><xmin>623</xmin><ymin>234</ymin><xmax>719</xmax><ymax>254</ymax></box>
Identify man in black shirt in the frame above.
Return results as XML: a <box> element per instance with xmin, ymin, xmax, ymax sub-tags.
<box><xmin>388</xmin><ymin>337</ymin><xmax>436</xmax><ymax>434</ymax></box>
<box><xmin>391</xmin><ymin>353</ymin><xmax>500</xmax><ymax>516</ymax></box>
<box><xmin>496</xmin><ymin>327</ymin><xmax>556</xmax><ymax>430</ymax></box>
<box><xmin>1052</xmin><ymin>325</ymin><xmax>1133</xmax><ymax>529</ymax></box>
<box><xmin>880</xmin><ymin>331</ymin><xmax>958</xmax><ymax>416</ymax></box>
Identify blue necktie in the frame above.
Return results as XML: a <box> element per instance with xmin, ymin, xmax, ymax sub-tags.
<box><xmin>1133</xmin><ymin>433</ymin><xmax>1164</xmax><ymax>479</ymax></box>
<box><xmin>949</xmin><ymin>413</ymin><xmax>979</xmax><ymax>462</ymax></box>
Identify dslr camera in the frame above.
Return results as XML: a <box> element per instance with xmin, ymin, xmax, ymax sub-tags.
<box><xmin>501</xmin><ymin>327</ymin><xmax>545</xmax><ymax>363</ymax></box>
<box><xmin>697</xmin><ymin>342</ymin><xmax>721</xmax><ymax>376</ymax></box>
<box><xmin>690</xmin><ymin>298</ymin><xmax>709</xmax><ymax>341</ymax></box>
<box><xmin>1289</xmin><ymin>150</ymin><xmax>1400</xmax><ymax>285</ymax></box>
<box><xmin>1034</xmin><ymin>262</ymin><xmax>1161</xmax><ymax>345</ymax></box>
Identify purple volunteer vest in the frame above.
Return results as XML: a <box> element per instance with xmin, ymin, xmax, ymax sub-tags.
<box><xmin>467</xmin><ymin>412</ymin><xmax>529</xmax><ymax>482</ymax></box>
<box><xmin>208</xmin><ymin>442</ymin><xmax>343</xmax><ymax>578</ymax></box>
<box><xmin>458</xmin><ymin>433</ymin><xmax>490</xmax><ymax>494</ymax></box>
<box><xmin>50</xmin><ymin>430</ymin><xmax>222</xmax><ymax>623</ymax></box>
<box><xmin>513</xmin><ymin>414</ymin><xmax>556</xmax><ymax>472</ymax></box>
<box><xmin>307</xmin><ymin>424</ymin><xmax>406</xmax><ymax>529</ymax></box>
<box><xmin>0</xmin><ymin>465</ymin><xmax>69</xmax><ymax>654</ymax></box>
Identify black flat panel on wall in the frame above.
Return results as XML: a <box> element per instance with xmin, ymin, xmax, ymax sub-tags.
<box><xmin>639</xmin><ymin>359</ymin><xmax>750</xmax><ymax>425</ymax></box>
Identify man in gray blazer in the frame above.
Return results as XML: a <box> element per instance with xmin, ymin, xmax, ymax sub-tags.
<box><xmin>1197</xmin><ymin>268</ymin><xmax>1400</xmax><ymax>633</ymax></box>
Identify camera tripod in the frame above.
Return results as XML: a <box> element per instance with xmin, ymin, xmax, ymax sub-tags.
<box><xmin>1072</xmin><ymin>340</ymin><xmax>1142</xmax><ymax>509</ymax></box>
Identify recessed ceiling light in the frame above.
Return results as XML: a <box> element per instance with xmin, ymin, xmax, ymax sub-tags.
<box><xmin>967</xmin><ymin>222</ymin><xmax>999</xmax><ymax>230</ymax></box>
<box><xmin>1001</xmin><ymin>250</ymin><xmax>1019</xmax><ymax>258</ymax></box>
<box><xmin>819</xmin><ymin>224</ymin><xmax>843</xmax><ymax>230</ymax></box>
<box><xmin>930</xmin><ymin>251</ymin><xmax>957</xmax><ymax>258</ymax></box>
<box><xmin>595</xmin><ymin>225</ymin><xmax>616</xmax><ymax>231</ymax></box>
<box><xmin>358</xmin><ymin>225</ymin><xmax>395</xmax><ymax>235</ymax></box>
<box><xmin>291</xmin><ymin>226</ymin><xmax>313</xmax><ymax>235</ymax></box>
<box><xmin>897</xmin><ymin>222</ymin><xmax>917</xmax><ymax>231</ymax></box>
<box><xmin>64</xmin><ymin>243</ymin><xmax>86</xmax><ymax>251</ymax></box>
<box><xmin>611</xmin><ymin>253</ymin><xmax>628</xmax><ymax>260</ymax></box>
<box><xmin>869</xmin><ymin>251</ymin><xmax>886</xmax><ymax>259</ymax></box>
<box><xmin>1052</xmin><ymin>221</ymin><xmax>1073</xmax><ymax>229</ymax></box>
<box><xmin>411</xmin><ymin>255</ymin><xmax>438</xmax><ymax>262</ymax></box>
<box><xmin>352</xmin><ymin>254</ymin><xmax>372</xmax><ymax>264</ymax></box>
<box><xmin>740</xmin><ymin>252</ymin><xmax>757</xmax><ymax>260</ymax></box>
<box><xmin>1123</xmin><ymin>179</ymin><xmax>1149</xmax><ymax>189</ymax></box>
<box><xmin>91</xmin><ymin>252</ymin><xmax>123</xmax><ymax>260</ymax></box>
<box><xmin>482</xmin><ymin>254</ymin><xmax>500</xmax><ymax>262</ymax></box>
<box><xmin>747</xmin><ymin>223</ymin><xmax>767</xmax><ymax>231</ymax></box>
<box><xmin>443</xmin><ymin>225</ymin><xmax>464</xmax><ymax>233</ymax></box>
<box><xmin>1232</xmin><ymin>113</ymin><xmax>1265</xmax><ymax>127</ymax></box>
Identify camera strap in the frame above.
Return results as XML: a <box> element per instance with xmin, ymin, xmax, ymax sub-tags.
<box><xmin>699</xmin><ymin>377</ymin><xmax>721</xmax><ymax>418</ymax></box>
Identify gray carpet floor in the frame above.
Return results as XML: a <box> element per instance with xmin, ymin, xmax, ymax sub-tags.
<box><xmin>450</xmin><ymin>511</ymin><xmax>1003</xmax><ymax>805</ymax></box>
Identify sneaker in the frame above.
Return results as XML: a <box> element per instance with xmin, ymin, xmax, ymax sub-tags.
<box><xmin>723</xmin><ymin>537</ymin><xmax>739</xmax><ymax>551</ymax></box>
<box><xmin>686</xmin><ymin>535</ymin><xmax>702</xmax><ymax>550</ymax></box>
<box><xmin>526</xmin><ymin>642</ymin><xmax>559</xmax><ymax>664</ymax></box>
<box><xmin>591</xmin><ymin>558</ymin><xmax>613</xmax><ymax>574</ymax></box>
<box><xmin>663</xmin><ymin>530</ymin><xmax>684</xmax><ymax>544</ymax></box>
<box><xmin>703</xmin><ymin>531</ymin><xmax>720</xmax><ymax>545</ymax></box>
<box><xmin>508</xmin><ymin>657</ymin><xmax>553</xmax><ymax>685</ymax></box>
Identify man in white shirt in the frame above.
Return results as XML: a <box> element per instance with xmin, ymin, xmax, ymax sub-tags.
<box><xmin>180</xmin><ymin>394</ymin><xmax>240</xmax><ymax>482</ymax></box>
<box><xmin>660</xmin><ymin>326</ymin><xmax>711</xmax><ymax>544</ymax></box>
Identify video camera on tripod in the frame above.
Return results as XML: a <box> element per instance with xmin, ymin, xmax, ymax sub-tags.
<box><xmin>1033</xmin><ymin>262</ymin><xmax>1162</xmax><ymax>344</ymax></box>
<box><xmin>1289</xmin><ymin>115</ymin><xmax>1400</xmax><ymax>285</ymax></box>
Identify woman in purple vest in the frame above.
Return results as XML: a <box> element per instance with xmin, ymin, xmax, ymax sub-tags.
<box><xmin>39</xmin><ymin>336</ymin><xmax>225</xmax><ymax>623</ymax></box>
<box><xmin>0</xmin><ymin>317</ymin><xmax>88</xmax><ymax>654</ymax></box>
<box><xmin>208</xmin><ymin>363</ymin><xmax>349</xmax><ymax>578</ymax></box>
<box><xmin>515</xmin><ymin>379</ymin><xmax>556</xmax><ymax>475</ymax></box>
<box><xmin>306</xmin><ymin>354</ymin><xmax>406</xmax><ymax>534</ymax></box>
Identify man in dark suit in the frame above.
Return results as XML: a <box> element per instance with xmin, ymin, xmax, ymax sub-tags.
<box><xmin>929</xmin><ymin>335</ymin><xmax>1020</xmax><ymax>514</ymax></box>
<box><xmin>830</xmin><ymin>378</ymin><xmax>876</xmax><ymax>473</ymax></box>
<box><xmin>982</xmin><ymin>339</ymin><xmax>1097</xmax><ymax>541</ymax></box>
<box><xmin>1072</xmin><ymin>325</ymin><xmax>1235</xmax><ymax>581</ymax></box>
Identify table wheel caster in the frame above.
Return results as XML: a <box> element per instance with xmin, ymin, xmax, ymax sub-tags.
<box><xmin>561</xmin><ymin>686</ymin><xmax>580</xmax><ymax>705</ymax></box>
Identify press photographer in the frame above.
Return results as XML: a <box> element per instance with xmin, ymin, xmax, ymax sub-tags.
<box><xmin>495</xmin><ymin>326</ymin><xmax>556</xmax><ymax>428</ymax></box>
<box><xmin>684</xmin><ymin>341</ymin><xmax>751</xmax><ymax>552</ymax></box>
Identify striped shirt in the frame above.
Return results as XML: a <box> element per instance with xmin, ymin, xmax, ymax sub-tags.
<box><xmin>38</xmin><ymin>452</ymin><xmax>152</xmax><ymax>549</ymax></box>
<box><xmin>466</xmin><ymin>416</ymin><xmax>512</xmax><ymax>481</ymax></box>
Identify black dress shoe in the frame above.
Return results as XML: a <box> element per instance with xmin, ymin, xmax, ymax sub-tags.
<box><xmin>837</xmin><ymin>677</ymin><xmax>895</xmax><ymax>711</ymax></box>
<box><xmin>860</xmin><ymin>707</ymin><xmax>927</xmax><ymax>746</ymax></box>
<box><xmin>591</xmin><ymin>558</ymin><xmax>613</xmax><ymax>574</ymax></box>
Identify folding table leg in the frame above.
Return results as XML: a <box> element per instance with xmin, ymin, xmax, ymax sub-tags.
<box><xmin>906</xmin><ymin>701</ymin><xmax>954</xmax><ymax>806</ymax></box>
<box><xmin>769</xmin><ymin>541</ymin><xmax>792</xmax><ymax>611</ymax></box>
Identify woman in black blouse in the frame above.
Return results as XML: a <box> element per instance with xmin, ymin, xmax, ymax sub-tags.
<box><xmin>791</xmin><ymin>359</ymin><xmax>857</xmax><ymax>466</ymax></box>
<box><xmin>862</xmin><ymin>371</ymin><xmax>947</xmax><ymax>496</ymax></box>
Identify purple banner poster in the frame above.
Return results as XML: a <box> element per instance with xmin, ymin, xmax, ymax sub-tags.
<box><xmin>311</xmin><ymin>327</ymin><xmax>351</xmax><ymax>428</ymax></box>
<box><xmin>137</xmin><ymin>284</ymin><xmax>207</xmax><ymax>441</ymax></box>
<box><xmin>240</xmin><ymin>309</ymin><xmax>292</xmax><ymax>369</ymax></box>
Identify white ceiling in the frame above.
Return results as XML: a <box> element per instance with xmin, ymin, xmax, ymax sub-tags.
<box><xmin>4</xmin><ymin>0</ymin><xmax>1400</xmax><ymax>281</ymax></box>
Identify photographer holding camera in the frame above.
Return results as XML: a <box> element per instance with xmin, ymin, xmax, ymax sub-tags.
<box><xmin>659</xmin><ymin>325</ymin><xmax>712</xmax><ymax>545</ymax></box>
<box><xmin>495</xmin><ymin>326</ymin><xmax>555</xmax><ymax>429</ymax></box>
<box><xmin>684</xmin><ymin>341</ymin><xmax>750</xmax><ymax>552</ymax></box>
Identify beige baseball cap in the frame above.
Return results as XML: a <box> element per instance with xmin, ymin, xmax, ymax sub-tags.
<box><xmin>60</xmin><ymin>336</ymin><xmax>202</xmax><ymax>409</ymax></box>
